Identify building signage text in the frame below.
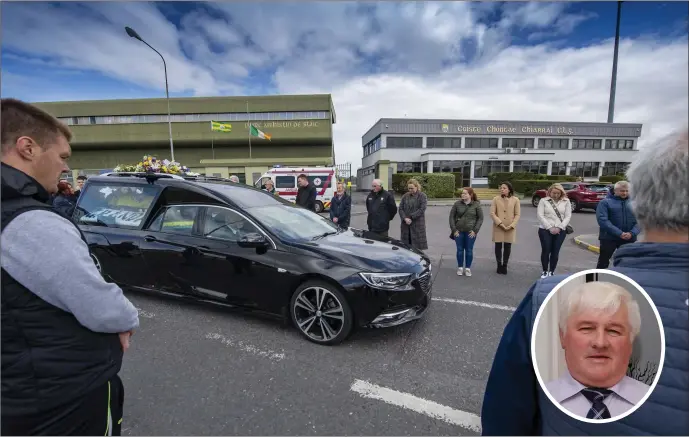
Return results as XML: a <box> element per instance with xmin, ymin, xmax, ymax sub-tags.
<box><xmin>244</xmin><ymin>121</ymin><xmax>320</xmax><ymax>129</ymax></box>
<box><xmin>453</xmin><ymin>124</ymin><xmax>575</xmax><ymax>136</ymax></box>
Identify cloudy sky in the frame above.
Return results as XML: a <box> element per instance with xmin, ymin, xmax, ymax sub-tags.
<box><xmin>2</xmin><ymin>1</ymin><xmax>687</xmax><ymax>170</ymax></box>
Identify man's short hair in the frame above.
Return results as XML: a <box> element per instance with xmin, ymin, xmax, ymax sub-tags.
<box><xmin>1</xmin><ymin>98</ymin><xmax>72</xmax><ymax>154</ymax></box>
<box><xmin>558</xmin><ymin>281</ymin><xmax>641</xmax><ymax>343</ymax></box>
<box><xmin>614</xmin><ymin>180</ymin><xmax>629</xmax><ymax>190</ymax></box>
<box><xmin>626</xmin><ymin>129</ymin><xmax>688</xmax><ymax>232</ymax></box>
<box><xmin>297</xmin><ymin>174</ymin><xmax>307</xmax><ymax>180</ymax></box>
<box><xmin>77</xmin><ymin>175</ymin><xmax>88</xmax><ymax>181</ymax></box>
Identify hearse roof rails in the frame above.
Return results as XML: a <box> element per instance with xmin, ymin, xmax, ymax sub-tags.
<box><xmin>101</xmin><ymin>172</ymin><xmax>186</xmax><ymax>181</ymax></box>
<box><xmin>182</xmin><ymin>175</ymin><xmax>233</xmax><ymax>183</ymax></box>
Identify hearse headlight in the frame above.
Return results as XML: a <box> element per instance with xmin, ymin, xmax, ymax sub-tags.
<box><xmin>359</xmin><ymin>272</ymin><xmax>414</xmax><ymax>290</ymax></box>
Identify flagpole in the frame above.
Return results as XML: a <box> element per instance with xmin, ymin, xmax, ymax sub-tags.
<box><xmin>246</xmin><ymin>100</ymin><xmax>252</xmax><ymax>159</ymax></box>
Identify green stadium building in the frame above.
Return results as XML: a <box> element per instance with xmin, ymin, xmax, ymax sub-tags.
<box><xmin>34</xmin><ymin>94</ymin><xmax>336</xmax><ymax>184</ymax></box>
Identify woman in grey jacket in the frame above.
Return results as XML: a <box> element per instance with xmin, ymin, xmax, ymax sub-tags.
<box><xmin>449</xmin><ymin>187</ymin><xmax>484</xmax><ymax>276</ymax></box>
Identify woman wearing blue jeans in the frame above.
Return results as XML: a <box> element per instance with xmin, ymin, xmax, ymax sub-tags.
<box><xmin>449</xmin><ymin>188</ymin><xmax>484</xmax><ymax>276</ymax></box>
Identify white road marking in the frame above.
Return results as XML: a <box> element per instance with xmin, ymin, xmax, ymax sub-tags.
<box><xmin>135</xmin><ymin>307</ymin><xmax>156</xmax><ymax>318</ymax></box>
<box><xmin>350</xmin><ymin>379</ymin><xmax>482</xmax><ymax>433</ymax></box>
<box><xmin>432</xmin><ymin>297</ymin><xmax>516</xmax><ymax>312</ymax></box>
<box><xmin>205</xmin><ymin>332</ymin><xmax>286</xmax><ymax>361</ymax></box>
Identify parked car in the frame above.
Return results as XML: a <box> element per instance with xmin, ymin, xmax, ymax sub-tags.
<box><xmin>73</xmin><ymin>173</ymin><xmax>432</xmax><ymax>345</ymax></box>
<box><xmin>531</xmin><ymin>182</ymin><xmax>610</xmax><ymax>212</ymax></box>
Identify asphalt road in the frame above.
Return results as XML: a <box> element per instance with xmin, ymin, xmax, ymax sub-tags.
<box><xmin>120</xmin><ymin>204</ymin><xmax>601</xmax><ymax>435</ymax></box>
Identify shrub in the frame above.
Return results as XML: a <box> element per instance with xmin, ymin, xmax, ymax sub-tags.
<box><xmin>544</xmin><ymin>175</ymin><xmax>578</xmax><ymax>182</ymax></box>
<box><xmin>391</xmin><ymin>173</ymin><xmax>455</xmax><ymax>198</ymax></box>
<box><xmin>599</xmin><ymin>174</ymin><xmax>626</xmax><ymax>184</ymax></box>
<box><xmin>512</xmin><ymin>179</ymin><xmax>553</xmax><ymax>196</ymax></box>
<box><xmin>455</xmin><ymin>188</ymin><xmax>464</xmax><ymax>197</ymax></box>
<box><xmin>450</xmin><ymin>172</ymin><xmax>463</xmax><ymax>189</ymax></box>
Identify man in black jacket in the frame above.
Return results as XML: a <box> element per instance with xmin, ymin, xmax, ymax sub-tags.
<box><xmin>295</xmin><ymin>173</ymin><xmax>317</xmax><ymax>211</ymax></box>
<box><xmin>366</xmin><ymin>178</ymin><xmax>397</xmax><ymax>237</ymax></box>
<box><xmin>1</xmin><ymin>98</ymin><xmax>139</xmax><ymax>436</ymax></box>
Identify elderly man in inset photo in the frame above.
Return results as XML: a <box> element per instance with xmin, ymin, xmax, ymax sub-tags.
<box><xmin>545</xmin><ymin>282</ymin><xmax>650</xmax><ymax>421</ymax></box>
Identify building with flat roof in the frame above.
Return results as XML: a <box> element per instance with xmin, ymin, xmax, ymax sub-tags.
<box><xmin>35</xmin><ymin>94</ymin><xmax>336</xmax><ymax>184</ymax></box>
<box><xmin>357</xmin><ymin>118</ymin><xmax>642</xmax><ymax>189</ymax></box>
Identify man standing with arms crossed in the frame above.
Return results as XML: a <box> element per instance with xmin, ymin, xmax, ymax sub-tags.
<box><xmin>1</xmin><ymin>98</ymin><xmax>140</xmax><ymax>435</ymax></box>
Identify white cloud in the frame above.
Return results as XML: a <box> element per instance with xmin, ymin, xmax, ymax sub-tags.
<box><xmin>1</xmin><ymin>1</ymin><xmax>686</xmax><ymax>173</ymax></box>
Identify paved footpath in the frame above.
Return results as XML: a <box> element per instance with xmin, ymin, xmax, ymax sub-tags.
<box><xmin>119</xmin><ymin>204</ymin><xmax>601</xmax><ymax>435</ymax></box>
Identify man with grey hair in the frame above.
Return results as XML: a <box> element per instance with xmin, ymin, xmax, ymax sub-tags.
<box><xmin>481</xmin><ymin>129</ymin><xmax>688</xmax><ymax>435</ymax></box>
<box><xmin>366</xmin><ymin>178</ymin><xmax>397</xmax><ymax>237</ymax></box>
<box><xmin>595</xmin><ymin>180</ymin><xmax>640</xmax><ymax>269</ymax></box>
<box><xmin>229</xmin><ymin>175</ymin><xmax>240</xmax><ymax>183</ymax></box>
<box><xmin>545</xmin><ymin>282</ymin><xmax>649</xmax><ymax>421</ymax></box>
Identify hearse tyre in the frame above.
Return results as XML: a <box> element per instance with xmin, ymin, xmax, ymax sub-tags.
<box><xmin>531</xmin><ymin>195</ymin><xmax>541</xmax><ymax>207</ymax></box>
<box><xmin>290</xmin><ymin>279</ymin><xmax>354</xmax><ymax>346</ymax></box>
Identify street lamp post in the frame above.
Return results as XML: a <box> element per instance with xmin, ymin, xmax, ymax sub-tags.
<box><xmin>607</xmin><ymin>1</ymin><xmax>623</xmax><ymax>124</ymax></box>
<box><xmin>125</xmin><ymin>26</ymin><xmax>175</xmax><ymax>161</ymax></box>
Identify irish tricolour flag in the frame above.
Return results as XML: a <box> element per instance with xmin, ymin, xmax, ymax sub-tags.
<box><xmin>250</xmin><ymin>124</ymin><xmax>272</xmax><ymax>141</ymax></box>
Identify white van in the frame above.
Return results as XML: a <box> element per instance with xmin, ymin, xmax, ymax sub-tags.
<box><xmin>254</xmin><ymin>166</ymin><xmax>337</xmax><ymax>213</ymax></box>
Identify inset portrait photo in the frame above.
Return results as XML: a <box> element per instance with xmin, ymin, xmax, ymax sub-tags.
<box><xmin>531</xmin><ymin>269</ymin><xmax>665</xmax><ymax>424</ymax></box>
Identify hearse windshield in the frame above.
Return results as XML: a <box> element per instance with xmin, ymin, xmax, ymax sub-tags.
<box><xmin>248</xmin><ymin>204</ymin><xmax>339</xmax><ymax>241</ymax></box>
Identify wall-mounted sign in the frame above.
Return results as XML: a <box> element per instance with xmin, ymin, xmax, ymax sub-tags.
<box><xmin>244</xmin><ymin>121</ymin><xmax>320</xmax><ymax>129</ymax></box>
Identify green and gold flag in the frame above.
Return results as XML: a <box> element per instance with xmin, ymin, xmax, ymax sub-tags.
<box><xmin>210</xmin><ymin>120</ymin><xmax>232</xmax><ymax>132</ymax></box>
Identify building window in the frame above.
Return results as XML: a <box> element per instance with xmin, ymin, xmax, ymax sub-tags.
<box><xmin>570</xmin><ymin>162</ymin><xmax>601</xmax><ymax>178</ymax></box>
<box><xmin>465</xmin><ymin>137</ymin><xmax>499</xmax><ymax>148</ymax></box>
<box><xmin>396</xmin><ymin>162</ymin><xmax>423</xmax><ymax>173</ymax></box>
<box><xmin>572</xmin><ymin>139</ymin><xmax>602</xmax><ymax>149</ymax></box>
<box><xmin>59</xmin><ymin>111</ymin><xmax>331</xmax><ymax>126</ymax></box>
<box><xmin>602</xmin><ymin>162</ymin><xmax>630</xmax><ymax>176</ymax></box>
<box><xmin>432</xmin><ymin>160</ymin><xmax>471</xmax><ymax>173</ymax></box>
<box><xmin>474</xmin><ymin>160</ymin><xmax>510</xmax><ymax>178</ymax></box>
<box><xmin>512</xmin><ymin>160</ymin><xmax>548</xmax><ymax>174</ymax></box>
<box><xmin>386</xmin><ymin>137</ymin><xmax>423</xmax><ymax>148</ymax></box>
<box><xmin>538</xmin><ymin>138</ymin><xmax>569</xmax><ymax>149</ymax></box>
<box><xmin>551</xmin><ymin>161</ymin><xmax>568</xmax><ymax>176</ymax></box>
<box><xmin>426</xmin><ymin>137</ymin><xmax>461</xmax><ymax>148</ymax></box>
<box><xmin>605</xmin><ymin>139</ymin><xmax>634</xmax><ymax>150</ymax></box>
<box><xmin>502</xmin><ymin>138</ymin><xmax>535</xmax><ymax>149</ymax></box>
<box><xmin>362</xmin><ymin>136</ymin><xmax>381</xmax><ymax>157</ymax></box>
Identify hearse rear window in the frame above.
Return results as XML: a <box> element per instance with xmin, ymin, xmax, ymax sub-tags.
<box><xmin>74</xmin><ymin>184</ymin><xmax>159</xmax><ymax>228</ymax></box>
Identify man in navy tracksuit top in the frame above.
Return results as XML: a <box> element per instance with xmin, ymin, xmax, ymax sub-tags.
<box><xmin>595</xmin><ymin>181</ymin><xmax>640</xmax><ymax>268</ymax></box>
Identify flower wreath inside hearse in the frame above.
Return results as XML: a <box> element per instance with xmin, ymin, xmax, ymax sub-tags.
<box><xmin>77</xmin><ymin>156</ymin><xmax>201</xmax><ymax>227</ymax></box>
<box><xmin>113</xmin><ymin>155</ymin><xmax>200</xmax><ymax>176</ymax></box>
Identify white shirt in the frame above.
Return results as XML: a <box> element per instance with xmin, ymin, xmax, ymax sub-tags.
<box><xmin>537</xmin><ymin>197</ymin><xmax>572</xmax><ymax>230</ymax></box>
<box><xmin>545</xmin><ymin>369</ymin><xmax>651</xmax><ymax>419</ymax></box>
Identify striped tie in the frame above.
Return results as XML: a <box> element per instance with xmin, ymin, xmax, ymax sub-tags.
<box><xmin>581</xmin><ymin>387</ymin><xmax>614</xmax><ymax>419</ymax></box>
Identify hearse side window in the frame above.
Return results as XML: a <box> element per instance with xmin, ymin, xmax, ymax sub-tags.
<box><xmin>159</xmin><ymin>205</ymin><xmax>201</xmax><ymax>236</ymax></box>
<box><xmin>203</xmin><ymin>207</ymin><xmax>261</xmax><ymax>242</ymax></box>
<box><xmin>75</xmin><ymin>183</ymin><xmax>158</xmax><ymax>229</ymax></box>
<box><xmin>275</xmin><ymin>176</ymin><xmax>295</xmax><ymax>189</ymax></box>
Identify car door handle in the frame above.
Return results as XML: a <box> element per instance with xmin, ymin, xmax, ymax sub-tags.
<box><xmin>144</xmin><ymin>235</ymin><xmax>158</xmax><ymax>242</ymax></box>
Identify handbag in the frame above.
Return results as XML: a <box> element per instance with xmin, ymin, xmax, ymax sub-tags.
<box><xmin>449</xmin><ymin>202</ymin><xmax>469</xmax><ymax>240</ymax></box>
<box><xmin>547</xmin><ymin>198</ymin><xmax>573</xmax><ymax>234</ymax></box>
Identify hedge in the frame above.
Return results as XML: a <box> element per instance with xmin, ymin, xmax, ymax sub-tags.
<box><xmin>599</xmin><ymin>174</ymin><xmax>627</xmax><ymax>184</ymax></box>
<box><xmin>391</xmin><ymin>173</ymin><xmax>455</xmax><ymax>198</ymax></box>
<box><xmin>512</xmin><ymin>179</ymin><xmax>554</xmax><ymax>196</ymax></box>
<box><xmin>488</xmin><ymin>172</ymin><xmax>577</xmax><ymax>188</ymax></box>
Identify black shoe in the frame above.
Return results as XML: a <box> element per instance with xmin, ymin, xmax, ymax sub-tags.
<box><xmin>496</xmin><ymin>264</ymin><xmax>502</xmax><ymax>274</ymax></box>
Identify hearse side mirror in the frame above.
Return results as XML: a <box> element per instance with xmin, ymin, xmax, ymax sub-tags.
<box><xmin>238</xmin><ymin>233</ymin><xmax>269</xmax><ymax>249</ymax></box>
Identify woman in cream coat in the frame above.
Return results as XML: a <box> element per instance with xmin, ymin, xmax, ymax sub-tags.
<box><xmin>536</xmin><ymin>183</ymin><xmax>572</xmax><ymax>278</ymax></box>
<box><xmin>490</xmin><ymin>182</ymin><xmax>521</xmax><ymax>274</ymax></box>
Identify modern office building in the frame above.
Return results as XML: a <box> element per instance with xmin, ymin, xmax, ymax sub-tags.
<box><xmin>35</xmin><ymin>94</ymin><xmax>336</xmax><ymax>184</ymax></box>
<box><xmin>357</xmin><ymin>118</ymin><xmax>642</xmax><ymax>189</ymax></box>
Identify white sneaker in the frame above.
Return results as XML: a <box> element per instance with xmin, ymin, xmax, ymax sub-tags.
<box><xmin>465</xmin><ymin>268</ymin><xmax>472</xmax><ymax>277</ymax></box>
<box><xmin>540</xmin><ymin>271</ymin><xmax>549</xmax><ymax>279</ymax></box>
<box><xmin>457</xmin><ymin>267</ymin><xmax>464</xmax><ymax>276</ymax></box>
<box><xmin>548</xmin><ymin>271</ymin><xmax>554</xmax><ymax>276</ymax></box>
